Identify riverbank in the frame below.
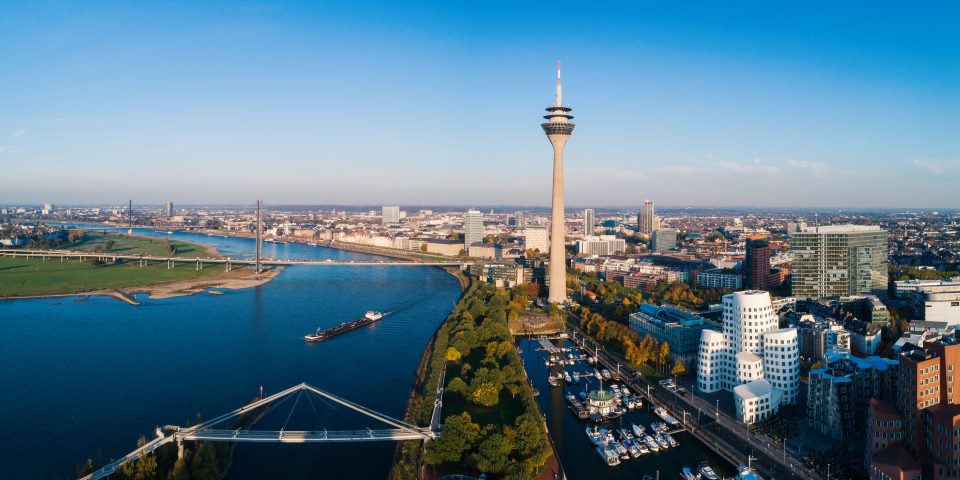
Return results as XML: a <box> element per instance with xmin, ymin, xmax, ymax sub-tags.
<box><xmin>0</xmin><ymin>229</ymin><xmax>281</xmax><ymax>301</ymax></box>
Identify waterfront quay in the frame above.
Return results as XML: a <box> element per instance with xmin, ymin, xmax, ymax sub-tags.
<box><xmin>565</xmin><ymin>322</ymin><xmax>823</xmax><ymax>480</ymax></box>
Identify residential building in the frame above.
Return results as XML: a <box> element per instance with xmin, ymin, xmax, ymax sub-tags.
<box><xmin>523</xmin><ymin>226</ymin><xmax>549</xmax><ymax>253</ymax></box>
<box><xmin>791</xmin><ymin>225</ymin><xmax>888</xmax><ymax>299</ymax></box>
<box><xmin>382</xmin><ymin>205</ymin><xmax>400</xmax><ymax>225</ymax></box>
<box><xmin>652</xmin><ymin>228</ymin><xmax>677</xmax><ymax>252</ymax></box>
<box><xmin>463</xmin><ymin>210</ymin><xmax>484</xmax><ymax>249</ymax></box>
<box><xmin>744</xmin><ymin>236</ymin><xmax>772</xmax><ymax>290</ymax></box>
<box><xmin>638</xmin><ymin>200</ymin><xmax>654</xmax><ymax>235</ymax></box>
<box><xmin>698</xmin><ymin>268</ymin><xmax>743</xmax><ymax>290</ymax></box>
<box><xmin>845</xmin><ymin>317</ymin><xmax>883</xmax><ymax>356</ymax></box>
<box><xmin>807</xmin><ymin>353</ymin><xmax>898</xmax><ymax>441</ymax></box>
<box><xmin>628</xmin><ymin>304</ymin><xmax>717</xmax><ymax>368</ymax></box>
<box><xmin>584</xmin><ymin>208</ymin><xmax>595</xmax><ymax>236</ymax></box>
<box><xmin>697</xmin><ymin>291</ymin><xmax>800</xmax><ymax>424</ymax></box>
<box><xmin>865</xmin><ymin>399</ymin><xmax>911</xmax><ymax>477</ymax></box>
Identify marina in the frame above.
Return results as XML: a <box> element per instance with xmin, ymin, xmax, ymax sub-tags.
<box><xmin>520</xmin><ymin>336</ymin><xmax>737</xmax><ymax>479</ymax></box>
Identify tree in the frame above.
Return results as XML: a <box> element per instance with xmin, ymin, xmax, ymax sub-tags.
<box><xmin>671</xmin><ymin>359</ymin><xmax>687</xmax><ymax>376</ymax></box>
<box><xmin>445</xmin><ymin>347</ymin><xmax>462</xmax><ymax>362</ymax></box>
<box><xmin>447</xmin><ymin>377</ymin><xmax>468</xmax><ymax>396</ymax></box>
<box><xmin>471</xmin><ymin>382</ymin><xmax>501</xmax><ymax>407</ymax></box>
<box><xmin>470</xmin><ymin>433</ymin><xmax>512</xmax><ymax>473</ymax></box>
<box><xmin>189</xmin><ymin>442</ymin><xmax>218</xmax><ymax>480</ymax></box>
<box><xmin>169</xmin><ymin>457</ymin><xmax>190</xmax><ymax>480</ymax></box>
<box><xmin>658</xmin><ymin>342</ymin><xmax>671</xmax><ymax>373</ymax></box>
<box><xmin>424</xmin><ymin>412</ymin><xmax>480</xmax><ymax>464</ymax></box>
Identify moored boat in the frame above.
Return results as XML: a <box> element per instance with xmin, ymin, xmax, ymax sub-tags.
<box><xmin>680</xmin><ymin>467</ymin><xmax>701</xmax><ymax>480</ymax></box>
<box><xmin>631</xmin><ymin>423</ymin><xmax>645</xmax><ymax>438</ymax></box>
<box><xmin>699</xmin><ymin>462</ymin><xmax>721</xmax><ymax>480</ymax></box>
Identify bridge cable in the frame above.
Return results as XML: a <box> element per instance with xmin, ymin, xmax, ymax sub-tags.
<box><xmin>280</xmin><ymin>389</ymin><xmax>304</xmax><ymax>433</ymax></box>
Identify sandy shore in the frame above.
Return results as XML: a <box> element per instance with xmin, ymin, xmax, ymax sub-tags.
<box><xmin>1</xmin><ymin>267</ymin><xmax>284</xmax><ymax>305</ymax></box>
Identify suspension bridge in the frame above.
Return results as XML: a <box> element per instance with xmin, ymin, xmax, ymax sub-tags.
<box><xmin>80</xmin><ymin>382</ymin><xmax>442</xmax><ymax>480</ymax></box>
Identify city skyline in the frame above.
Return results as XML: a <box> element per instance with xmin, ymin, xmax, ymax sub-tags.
<box><xmin>1</xmin><ymin>2</ymin><xmax>957</xmax><ymax>207</ymax></box>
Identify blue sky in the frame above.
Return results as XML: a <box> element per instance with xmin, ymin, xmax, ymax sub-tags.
<box><xmin>1</xmin><ymin>1</ymin><xmax>957</xmax><ymax>208</ymax></box>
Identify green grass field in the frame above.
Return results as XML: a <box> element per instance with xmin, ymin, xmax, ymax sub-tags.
<box><xmin>67</xmin><ymin>231</ymin><xmax>212</xmax><ymax>258</ymax></box>
<box><xmin>0</xmin><ymin>256</ymin><xmax>226</xmax><ymax>297</ymax></box>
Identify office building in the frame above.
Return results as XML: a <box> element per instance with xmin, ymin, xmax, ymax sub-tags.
<box><xmin>382</xmin><ymin>206</ymin><xmax>400</xmax><ymax>225</ymax></box>
<box><xmin>584</xmin><ymin>208</ymin><xmax>595</xmax><ymax>236</ymax></box>
<box><xmin>807</xmin><ymin>353</ymin><xmax>898</xmax><ymax>441</ymax></box>
<box><xmin>629</xmin><ymin>304</ymin><xmax>717</xmax><ymax>369</ymax></box>
<box><xmin>894</xmin><ymin>278</ymin><xmax>960</xmax><ymax>328</ymax></box>
<box><xmin>697</xmin><ymin>291</ymin><xmax>800</xmax><ymax>424</ymax></box>
<box><xmin>791</xmin><ymin>225</ymin><xmax>888</xmax><ymax>299</ymax></box>
<box><xmin>165</xmin><ymin>201</ymin><xmax>174</xmax><ymax>217</ymax></box>
<box><xmin>523</xmin><ymin>226</ymin><xmax>549</xmax><ymax>253</ymax></box>
<box><xmin>638</xmin><ymin>200</ymin><xmax>655</xmax><ymax>235</ymax></box>
<box><xmin>463</xmin><ymin>210</ymin><xmax>484</xmax><ymax>248</ymax></box>
<box><xmin>652</xmin><ymin>228</ymin><xmax>677</xmax><ymax>252</ymax></box>
<box><xmin>576</xmin><ymin>235</ymin><xmax>625</xmax><ymax>256</ymax></box>
<box><xmin>744</xmin><ymin>236</ymin><xmax>772</xmax><ymax>290</ymax></box>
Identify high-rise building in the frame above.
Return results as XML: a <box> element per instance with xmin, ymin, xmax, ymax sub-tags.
<box><xmin>381</xmin><ymin>206</ymin><xmax>400</xmax><ymax>225</ymax></box>
<box><xmin>638</xmin><ymin>200</ymin><xmax>655</xmax><ymax>235</ymax></box>
<box><xmin>514</xmin><ymin>211</ymin><xmax>525</xmax><ymax>229</ymax></box>
<box><xmin>652</xmin><ymin>228</ymin><xmax>677</xmax><ymax>252</ymax></box>
<box><xmin>791</xmin><ymin>225</ymin><xmax>888</xmax><ymax>299</ymax></box>
<box><xmin>584</xmin><ymin>208</ymin><xmax>595</xmax><ymax>236</ymax></box>
<box><xmin>464</xmin><ymin>209</ymin><xmax>484</xmax><ymax>249</ymax></box>
<box><xmin>165</xmin><ymin>201</ymin><xmax>174</xmax><ymax>217</ymax></box>
<box><xmin>744</xmin><ymin>236</ymin><xmax>772</xmax><ymax>290</ymax></box>
<box><xmin>697</xmin><ymin>291</ymin><xmax>800</xmax><ymax>424</ymax></box>
<box><xmin>541</xmin><ymin>61</ymin><xmax>575</xmax><ymax>303</ymax></box>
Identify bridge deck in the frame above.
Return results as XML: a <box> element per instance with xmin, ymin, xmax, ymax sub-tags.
<box><xmin>0</xmin><ymin>249</ymin><xmax>464</xmax><ymax>267</ymax></box>
<box><xmin>182</xmin><ymin>428</ymin><xmax>432</xmax><ymax>442</ymax></box>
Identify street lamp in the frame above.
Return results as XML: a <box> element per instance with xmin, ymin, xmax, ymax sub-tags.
<box><xmin>715</xmin><ymin>399</ymin><xmax>719</xmax><ymax>420</ymax></box>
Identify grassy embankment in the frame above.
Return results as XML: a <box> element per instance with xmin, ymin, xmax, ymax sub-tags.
<box><xmin>391</xmin><ymin>280</ymin><xmax>552</xmax><ymax>480</ymax></box>
<box><xmin>0</xmin><ymin>233</ymin><xmax>226</xmax><ymax>298</ymax></box>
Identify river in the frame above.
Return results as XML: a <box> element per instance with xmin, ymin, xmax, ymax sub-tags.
<box><xmin>0</xmin><ymin>227</ymin><xmax>461</xmax><ymax>479</ymax></box>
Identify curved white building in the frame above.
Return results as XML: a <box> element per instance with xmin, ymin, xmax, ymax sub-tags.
<box><xmin>697</xmin><ymin>290</ymin><xmax>800</xmax><ymax>424</ymax></box>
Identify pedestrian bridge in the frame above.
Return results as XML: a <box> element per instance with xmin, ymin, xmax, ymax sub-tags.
<box><xmin>79</xmin><ymin>382</ymin><xmax>437</xmax><ymax>480</ymax></box>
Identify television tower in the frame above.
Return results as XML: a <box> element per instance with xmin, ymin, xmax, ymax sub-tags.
<box><xmin>541</xmin><ymin>61</ymin><xmax>575</xmax><ymax>303</ymax></box>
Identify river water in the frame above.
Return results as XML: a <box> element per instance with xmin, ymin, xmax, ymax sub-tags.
<box><xmin>0</xmin><ymin>228</ymin><xmax>461</xmax><ymax>479</ymax></box>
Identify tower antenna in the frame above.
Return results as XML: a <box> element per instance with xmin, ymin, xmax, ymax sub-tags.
<box><xmin>555</xmin><ymin>60</ymin><xmax>562</xmax><ymax>107</ymax></box>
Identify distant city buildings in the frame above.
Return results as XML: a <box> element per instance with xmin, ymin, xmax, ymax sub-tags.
<box><xmin>791</xmin><ymin>225</ymin><xmax>888</xmax><ymax>299</ymax></box>
<box><xmin>697</xmin><ymin>291</ymin><xmax>800</xmax><ymax>424</ymax></box>
<box><xmin>638</xmin><ymin>200</ymin><xmax>655</xmax><ymax>235</ymax></box>
<box><xmin>584</xmin><ymin>208</ymin><xmax>595</xmax><ymax>236</ymax></box>
<box><xmin>165</xmin><ymin>201</ymin><xmax>174</xmax><ymax>218</ymax></box>
<box><xmin>652</xmin><ymin>228</ymin><xmax>677</xmax><ymax>252</ymax></box>
<box><xmin>381</xmin><ymin>205</ymin><xmax>400</xmax><ymax>226</ymax></box>
<box><xmin>463</xmin><ymin>209</ymin><xmax>484</xmax><ymax>248</ymax></box>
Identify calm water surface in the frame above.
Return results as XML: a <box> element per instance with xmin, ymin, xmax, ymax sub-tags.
<box><xmin>0</xmin><ymin>228</ymin><xmax>461</xmax><ymax>479</ymax></box>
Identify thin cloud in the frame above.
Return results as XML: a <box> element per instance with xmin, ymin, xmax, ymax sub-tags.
<box><xmin>9</xmin><ymin>129</ymin><xmax>26</xmax><ymax>137</ymax></box>
<box><xmin>911</xmin><ymin>158</ymin><xmax>947</xmax><ymax>175</ymax></box>
<box><xmin>787</xmin><ymin>159</ymin><xmax>838</xmax><ymax>178</ymax></box>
